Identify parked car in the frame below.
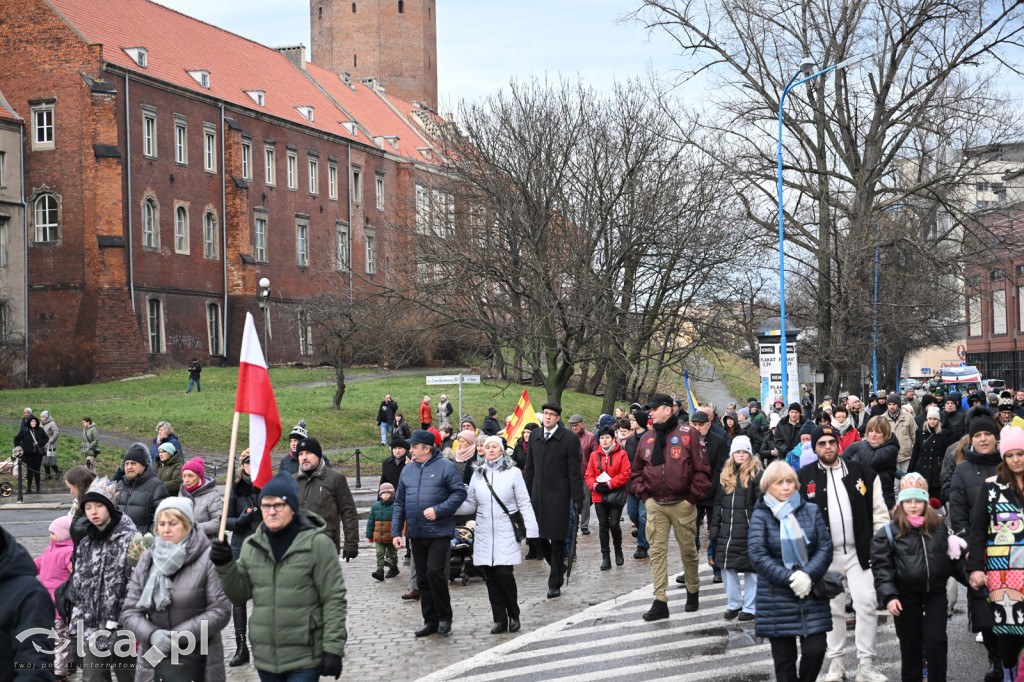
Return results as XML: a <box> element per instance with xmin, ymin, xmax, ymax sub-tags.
<box><xmin>982</xmin><ymin>378</ymin><xmax>1006</xmax><ymax>393</ymax></box>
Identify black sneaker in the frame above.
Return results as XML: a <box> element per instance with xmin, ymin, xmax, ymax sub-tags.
<box><xmin>724</xmin><ymin>609</ymin><xmax>740</xmax><ymax>620</ymax></box>
<box><xmin>675</xmin><ymin>573</ymin><xmax>686</xmax><ymax>584</ymax></box>
<box><xmin>371</xmin><ymin>569</ymin><xmax>385</xmax><ymax>581</ymax></box>
<box><xmin>642</xmin><ymin>599</ymin><xmax>670</xmax><ymax>621</ymax></box>
<box><xmin>385</xmin><ymin>567</ymin><xmax>400</xmax><ymax>579</ymax></box>
<box><xmin>633</xmin><ymin>547</ymin><xmax>649</xmax><ymax>559</ymax></box>
<box><xmin>738</xmin><ymin>612</ymin><xmax>755</xmax><ymax>622</ymax></box>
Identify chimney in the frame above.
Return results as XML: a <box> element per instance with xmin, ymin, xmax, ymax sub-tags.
<box><xmin>276</xmin><ymin>45</ymin><xmax>306</xmax><ymax>70</ymax></box>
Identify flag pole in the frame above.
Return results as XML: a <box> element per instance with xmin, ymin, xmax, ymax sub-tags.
<box><xmin>218</xmin><ymin>410</ymin><xmax>241</xmax><ymax>542</ymax></box>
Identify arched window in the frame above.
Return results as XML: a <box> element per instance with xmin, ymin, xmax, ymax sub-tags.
<box><xmin>352</xmin><ymin>2</ymin><xmax>356</xmax><ymax>12</ymax></box>
<box><xmin>207</xmin><ymin>302</ymin><xmax>222</xmax><ymax>356</ymax></box>
<box><xmin>204</xmin><ymin>211</ymin><xmax>218</xmax><ymax>259</ymax></box>
<box><xmin>398</xmin><ymin>0</ymin><xmax>404</xmax><ymax>12</ymax></box>
<box><xmin>174</xmin><ymin>205</ymin><xmax>189</xmax><ymax>253</ymax></box>
<box><xmin>354</xmin><ymin>54</ymin><xmax>358</xmax><ymax>67</ymax></box>
<box><xmin>318</xmin><ymin>6</ymin><xmax>323</xmax><ymax>19</ymax></box>
<box><xmin>142</xmin><ymin>198</ymin><xmax>159</xmax><ymax>249</ymax></box>
<box><xmin>33</xmin><ymin>195</ymin><xmax>59</xmax><ymax>242</ymax></box>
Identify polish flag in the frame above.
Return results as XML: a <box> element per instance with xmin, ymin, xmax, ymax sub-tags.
<box><xmin>236</xmin><ymin>312</ymin><xmax>281</xmax><ymax>489</ymax></box>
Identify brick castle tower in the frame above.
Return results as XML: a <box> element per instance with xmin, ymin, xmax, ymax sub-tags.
<box><xmin>311</xmin><ymin>0</ymin><xmax>438</xmax><ymax>109</ymax></box>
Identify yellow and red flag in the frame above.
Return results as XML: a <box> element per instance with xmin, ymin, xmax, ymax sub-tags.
<box><xmin>505</xmin><ymin>389</ymin><xmax>540</xmax><ymax>447</ymax></box>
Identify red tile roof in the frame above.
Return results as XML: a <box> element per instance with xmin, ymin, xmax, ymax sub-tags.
<box><xmin>0</xmin><ymin>88</ymin><xmax>21</xmax><ymax>122</ymax></box>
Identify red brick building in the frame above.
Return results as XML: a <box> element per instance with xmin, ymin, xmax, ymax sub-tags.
<box><xmin>0</xmin><ymin>0</ymin><xmax>446</xmax><ymax>381</ymax></box>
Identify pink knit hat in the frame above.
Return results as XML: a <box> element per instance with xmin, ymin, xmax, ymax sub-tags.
<box><xmin>1000</xmin><ymin>425</ymin><xmax>1024</xmax><ymax>458</ymax></box>
<box><xmin>49</xmin><ymin>515</ymin><xmax>73</xmax><ymax>543</ymax></box>
<box><xmin>181</xmin><ymin>457</ymin><xmax>205</xmax><ymax>480</ymax></box>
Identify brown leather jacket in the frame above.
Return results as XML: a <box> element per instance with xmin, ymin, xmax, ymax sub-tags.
<box><xmin>630</xmin><ymin>420</ymin><xmax>711</xmax><ymax>505</ymax></box>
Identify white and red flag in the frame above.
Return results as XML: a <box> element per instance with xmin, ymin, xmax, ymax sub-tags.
<box><xmin>236</xmin><ymin>312</ymin><xmax>281</xmax><ymax>489</ymax></box>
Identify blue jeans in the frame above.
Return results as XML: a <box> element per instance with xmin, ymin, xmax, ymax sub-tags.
<box><xmin>380</xmin><ymin>423</ymin><xmax>392</xmax><ymax>445</ymax></box>
<box><xmin>723</xmin><ymin>568</ymin><xmax>757</xmax><ymax>613</ymax></box>
<box><xmin>626</xmin><ymin>491</ymin><xmax>648</xmax><ymax>549</ymax></box>
<box><xmin>187</xmin><ymin>376</ymin><xmax>200</xmax><ymax>392</ymax></box>
<box><xmin>258</xmin><ymin>669</ymin><xmax>320</xmax><ymax>682</ymax></box>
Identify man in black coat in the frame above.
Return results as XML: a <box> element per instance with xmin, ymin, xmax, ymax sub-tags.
<box><xmin>116</xmin><ymin>444</ymin><xmax>169</xmax><ymax>534</ymax></box>
<box><xmin>380</xmin><ymin>438</ymin><xmax>408</xmax><ymax>490</ymax></box>
<box><xmin>524</xmin><ymin>402</ymin><xmax>585</xmax><ymax>598</ymax></box>
<box><xmin>771</xmin><ymin>403</ymin><xmax>805</xmax><ymax>461</ymax></box>
<box><xmin>0</xmin><ymin>525</ymin><xmax>56</xmax><ymax>679</ymax></box>
<box><xmin>691</xmin><ymin>409</ymin><xmax>727</xmax><ymax>583</ymax></box>
<box><xmin>376</xmin><ymin>394</ymin><xmax>399</xmax><ymax>446</ymax></box>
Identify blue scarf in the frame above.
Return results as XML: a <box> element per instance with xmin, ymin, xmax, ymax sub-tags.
<box><xmin>764</xmin><ymin>493</ymin><xmax>808</xmax><ymax>569</ymax></box>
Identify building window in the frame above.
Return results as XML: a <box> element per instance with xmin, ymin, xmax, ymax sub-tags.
<box><xmin>174</xmin><ymin>205</ymin><xmax>189</xmax><ymax>254</ymax></box>
<box><xmin>993</xmin><ymin>269</ymin><xmax>1006</xmax><ymax>282</ymax></box>
<box><xmin>336</xmin><ymin>222</ymin><xmax>348</xmax><ymax>270</ymax></box>
<box><xmin>207</xmin><ymin>302</ymin><xmax>222</xmax><ymax>356</ymax></box>
<box><xmin>993</xmin><ymin>289</ymin><xmax>1007</xmax><ymax>335</ymax></box>
<box><xmin>0</xmin><ymin>221</ymin><xmax>8</xmax><ymax>267</ymax></box>
<box><xmin>0</xmin><ymin>151</ymin><xmax>5</xmax><ymax>187</ymax></box>
<box><xmin>1019</xmin><ymin>287</ymin><xmax>1024</xmax><ymax>333</ymax></box>
<box><xmin>204</xmin><ymin>211</ymin><xmax>218</xmax><ymax>259</ymax></box>
<box><xmin>264</xmin><ymin>145</ymin><xmax>276</xmax><ymax>185</ymax></box>
<box><xmin>309</xmin><ymin>158</ymin><xmax>319</xmax><ymax>195</ymax></box>
<box><xmin>242</xmin><ymin>140</ymin><xmax>252</xmax><ymax>180</ymax></box>
<box><xmin>175</xmin><ymin>120</ymin><xmax>188</xmax><ymax>164</ymax></box>
<box><xmin>33</xmin><ymin>194</ymin><xmax>60</xmax><ymax>242</ymax></box>
<box><xmin>415</xmin><ymin>185</ymin><xmax>429</xmax><ymax>234</ymax></box>
<box><xmin>143</xmin><ymin>109</ymin><xmax>157</xmax><ymax>158</ymax></box>
<box><xmin>287</xmin><ymin>151</ymin><xmax>297</xmax><ymax>189</ymax></box>
<box><xmin>365</xmin><ymin>228</ymin><xmax>376</xmax><ymax>274</ymax></box>
<box><xmin>352</xmin><ymin>2</ymin><xmax>356</xmax><ymax>12</ymax></box>
<box><xmin>31</xmin><ymin>105</ymin><xmax>54</xmax><ymax>150</ymax></box>
<box><xmin>298</xmin><ymin>308</ymin><xmax>312</xmax><ymax>357</ymax></box>
<box><xmin>328</xmin><ymin>163</ymin><xmax>337</xmax><ymax>199</ymax></box>
<box><xmin>968</xmin><ymin>294</ymin><xmax>982</xmax><ymax>337</ymax></box>
<box><xmin>296</xmin><ymin>219</ymin><xmax>309</xmax><ymax>267</ymax></box>
<box><xmin>142</xmin><ymin>198</ymin><xmax>159</xmax><ymax>250</ymax></box>
<box><xmin>398</xmin><ymin>0</ymin><xmax>404</xmax><ymax>12</ymax></box>
<box><xmin>204</xmin><ymin>126</ymin><xmax>217</xmax><ymax>172</ymax></box>
<box><xmin>376</xmin><ymin>175</ymin><xmax>384</xmax><ymax>210</ymax></box>
<box><xmin>147</xmin><ymin>298</ymin><xmax>164</xmax><ymax>353</ymax></box>
<box><xmin>351</xmin><ymin>168</ymin><xmax>361</xmax><ymax>204</ymax></box>
<box><xmin>0</xmin><ymin>301</ymin><xmax>7</xmax><ymax>343</ymax></box>
<box><xmin>254</xmin><ymin>213</ymin><xmax>267</xmax><ymax>262</ymax></box>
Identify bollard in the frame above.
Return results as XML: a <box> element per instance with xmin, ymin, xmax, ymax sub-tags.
<box><xmin>210</xmin><ymin>462</ymin><xmax>220</xmax><ymax>482</ymax></box>
<box><xmin>354</xmin><ymin>448</ymin><xmax>361</xmax><ymax>489</ymax></box>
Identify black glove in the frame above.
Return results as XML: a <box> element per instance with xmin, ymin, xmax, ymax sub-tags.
<box><xmin>341</xmin><ymin>547</ymin><xmax>358</xmax><ymax>562</ymax></box>
<box><xmin>209</xmin><ymin>539</ymin><xmax>233</xmax><ymax>566</ymax></box>
<box><xmin>320</xmin><ymin>653</ymin><xmax>343</xmax><ymax>678</ymax></box>
<box><xmin>236</xmin><ymin>509</ymin><xmax>261</xmax><ymax>533</ymax></box>
<box><xmin>595</xmin><ymin>482</ymin><xmax>610</xmax><ymax>494</ymax></box>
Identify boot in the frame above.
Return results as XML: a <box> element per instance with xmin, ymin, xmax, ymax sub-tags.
<box><xmin>385</xmin><ymin>566</ymin><xmax>400</xmax><ymax>579</ymax></box>
<box><xmin>43</xmin><ymin>466</ymin><xmax>52</xmax><ymax>481</ymax></box>
<box><xmin>685</xmin><ymin>590</ymin><xmax>699</xmax><ymax>612</ymax></box>
<box><xmin>229</xmin><ymin>604</ymin><xmax>249</xmax><ymax>667</ymax></box>
<box><xmin>524</xmin><ymin>539</ymin><xmax>539</xmax><ymax>560</ymax></box>
<box><xmin>611</xmin><ymin>526</ymin><xmax>624</xmax><ymax>566</ymax></box>
<box><xmin>600</xmin><ymin>552</ymin><xmax>612</xmax><ymax>571</ymax></box>
<box><xmin>614</xmin><ymin>546</ymin><xmax>624</xmax><ymax>566</ymax></box>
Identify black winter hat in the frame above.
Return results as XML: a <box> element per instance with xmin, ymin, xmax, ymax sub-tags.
<box><xmin>633</xmin><ymin>410</ymin><xmax>649</xmax><ymax>427</ymax></box>
<box><xmin>969</xmin><ymin>407</ymin><xmax>998</xmax><ymax>439</ymax></box>
<box><xmin>488</xmin><ymin>407</ymin><xmax>497</xmax><ymax>416</ymax></box>
<box><xmin>921</xmin><ymin>395</ymin><xmax>936</xmax><ymax>409</ymax></box>
<box><xmin>296</xmin><ymin>437</ymin><xmax>323</xmax><ymax>460</ymax></box>
<box><xmin>799</xmin><ymin>420</ymin><xmax>816</xmax><ymax>436</ymax></box>
<box><xmin>748</xmin><ymin>400</ymin><xmax>761</xmax><ymax>411</ymax></box>
<box><xmin>123</xmin><ymin>443</ymin><xmax>150</xmax><ymax>468</ymax></box>
<box><xmin>390</xmin><ymin>438</ymin><xmax>409</xmax><ymax>451</ymax></box>
<box><xmin>260</xmin><ymin>470</ymin><xmax>300</xmax><ymax>513</ymax></box>
<box><xmin>787</xmin><ymin>402</ymin><xmax>803</xmax><ymax>413</ymax></box>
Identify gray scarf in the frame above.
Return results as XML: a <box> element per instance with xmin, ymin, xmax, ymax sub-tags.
<box><xmin>137</xmin><ymin>534</ymin><xmax>190</xmax><ymax>611</ymax></box>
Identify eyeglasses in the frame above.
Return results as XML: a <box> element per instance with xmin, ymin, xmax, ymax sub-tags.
<box><xmin>260</xmin><ymin>502</ymin><xmax>289</xmax><ymax>513</ymax></box>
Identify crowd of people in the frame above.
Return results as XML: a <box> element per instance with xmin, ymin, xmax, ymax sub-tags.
<box><xmin>8</xmin><ymin>382</ymin><xmax>1024</xmax><ymax>681</ymax></box>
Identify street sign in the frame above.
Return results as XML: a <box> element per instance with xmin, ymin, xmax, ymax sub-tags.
<box><xmin>426</xmin><ymin>374</ymin><xmax>480</xmax><ymax>385</ymax></box>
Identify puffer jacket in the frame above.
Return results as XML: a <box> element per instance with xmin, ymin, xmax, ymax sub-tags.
<box><xmin>709</xmin><ymin>468</ymin><xmax>761</xmax><ymax>572</ymax></box>
<box><xmin>117</xmin><ymin>468</ymin><xmax>169</xmax><ymax>534</ymax></box>
<box><xmin>295</xmin><ymin>458</ymin><xmax>359</xmax><ymax>553</ymax></box>
<box><xmin>215</xmin><ymin>511</ymin><xmax>347</xmax><ymax>674</ymax></box>
<box><xmin>365</xmin><ymin>498</ymin><xmax>395</xmax><ymax>544</ymax></box>
<box><xmin>842</xmin><ymin>435</ymin><xmax>900</xmax><ymax>510</ymax></box>
<box><xmin>831</xmin><ymin>419</ymin><xmax>861</xmax><ymax>454</ymax></box>
<box><xmin>583</xmin><ymin>443</ymin><xmax>631</xmax><ymax>504</ymax></box>
<box><xmin>153</xmin><ymin>450</ymin><xmax>184</xmax><ymax>496</ymax></box>
<box><xmin>455</xmin><ymin>455</ymin><xmax>539</xmax><ymax>566</ymax></box>
<box><xmin>871</xmin><ymin>518</ymin><xmax>961</xmax><ymax>609</ymax></box>
<box><xmin>748</xmin><ymin>497</ymin><xmax>833</xmax><ymax>639</ymax></box>
<box><xmin>150</xmin><ymin>433</ymin><xmax>184</xmax><ymax>464</ymax></box>
<box><xmin>772</xmin><ymin>417</ymin><xmax>805</xmax><ymax>458</ymax></box>
<box><xmin>33</xmin><ymin>538</ymin><xmax>73</xmax><ymax>611</ymax></box>
<box><xmin>909</xmin><ymin>426</ymin><xmax>954</xmax><ymax>501</ymax></box>
<box><xmin>392</xmin><ymin>448</ymin><xmax>467</xmax><ymax>540</ymax></box>
<box><xmin>81</xmin><ymin>423</ymin><xmax>100</xmax><ymax>457</ymax></box>
<box><xmin>180</xmin><ymin>475</ymin><xmax>223</xmax><ymax>538</ymax></box>
<box><xmin>70</xmin><ymin>513</ymin><xmax>137</xmax><ymax>650</ymax></box>
<box><xmin>948</xmin><ymin>446</ymin><xmax>1001</xmax><ymax>535</ymax></box>
<box><xmin>0</xmin><ymin>526</ymin><xmax>58</xmax><ymax>679</ymax></box>
<box><xmin>736</xmin><ymin>419</ymin><xmax>763</xmax><ymax>454</ymax></box>
<box><xmin>225</xmin><ymin>474</ymin><xmax>262</xmax><ymax>555</ymax></box>
<box><xmin>121</xmin><ymin>531</ymin><xmax>231</xmax><ymax>682</ymax></box>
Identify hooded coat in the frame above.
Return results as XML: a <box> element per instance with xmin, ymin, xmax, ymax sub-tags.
<box><xmin>947</xmin><ymin>445</ymin><xmax>1001</xmax><ymax>536</ymax></box>
<box><xmin>117</xmin><ymin>468</ymin><xmax>169</xmax><ymax>534</ymax></box>
<box><xmin>908</xmin><ymin>424</ymin><xmax>954</xmax><ymax>500</ymax></box>
<box><xmin>70</xmin><ymin>512</ymin><xmax>137</xmax><ymax>651</ymax></box>
<box><xmin>886</xmin><ymin>407</ymin><xmax>917</xmax><ymax>463</ymax></box>
<box><xmin>0</xmin><ymin>527</ymin><xmax>58</xmax><ymax>679</ymax></box>
<box><xmin>154</xmin><ymin>449</ymin><xmax>184</xmax><ymax>496</ymax></box>
<box><xmin>456</xmin><ymin>455</ymin><xmax>539</xmax><ymax>566</ymax></box>
<box><xmin>295</xmin><ymin>458</ymin><xmax>359</xmax><ymax>553</ymax></box>
<box><xmin>524</xmin><ymin>423</ymin><xmax>586</xmax><ymax>540</ymax></box>
<box><xmin>841</xmin><ymin>435</ymin><xmax>901</xmax><ymax>510</ymax></box>
<box><xmin>121</xmin><ymin>530</ymin><xmax>232</xmax><ymax>682</ymax></box>
<box><xmin>709</xmin><ymin>466</ymin><xmax>761</xmax><ymax>572</ymax></box>
<box><xmin>180</xmin><ymin>475</ymin><xmax>223</xmax><ymax>538</ymax></box>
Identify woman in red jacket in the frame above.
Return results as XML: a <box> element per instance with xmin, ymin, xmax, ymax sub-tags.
<box><xmin>585</xmin><ymin>426</ymin><xmax>632</xmax><ymax>570</ymax></box>
<box><xmin>419</xmin><ymin>395</ymin><xmax>433</xmax><ymax>430</ymax></box>
<box><xmin>831</xmin><ymin>404</ymin><xmax>862</xmax><ymax>454</ymax></box>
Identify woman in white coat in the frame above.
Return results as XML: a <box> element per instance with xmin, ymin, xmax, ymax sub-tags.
<box><xmin>457</xmin><ymin>435</ymin><xmax>539</xmax><ymax>634</ymax></box>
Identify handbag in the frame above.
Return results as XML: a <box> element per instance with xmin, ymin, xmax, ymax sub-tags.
<box><xmin>54</xmin><ymin>578</ymin><xmax>76</xmax><ymax>620</ymax></box>
<box><xmin>597</xmin><ymin>451</ymin><xmax>627</xmax><ymax>508</ymax></box>
<box><xmin>811</xmin><ymin>568</ymin><xmax>845</xmax><ymax>600</ymax></box>
<box><xmin>484</xmin><ymin>473</ymin><xmax>527</xmax><ymax>543</ymax></box>
<box><xmin>153</xmin><ymin>649</ymin><xmax>205</xmax><ymax>682</ymax></box>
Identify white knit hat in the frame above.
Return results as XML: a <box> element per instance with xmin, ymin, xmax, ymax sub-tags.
<box><xmin>730</xmin><ymin>435</ymin><xmax>753</xmax><ymax>457</ymax></box>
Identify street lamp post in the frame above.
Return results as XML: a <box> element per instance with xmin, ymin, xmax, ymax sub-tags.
<box><xmin>872</xmin><ymin>204</ymin><xmax>906</xmax><ymax>396</ymax></box>
<box><xmin>258</xmin><ymin>277</ymin><xmax>271</xmax><ymax>359</ymax></box>
<box><xmin>777</xmin><ymin>56</ymin><xmax>857</xmax><ymax>405</ymax></box>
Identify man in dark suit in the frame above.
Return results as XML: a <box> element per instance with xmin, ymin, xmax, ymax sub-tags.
<box><xmin>524</xmin><ymin>402</ymin><xmax>585</xmax><ymax>598</ymax></box>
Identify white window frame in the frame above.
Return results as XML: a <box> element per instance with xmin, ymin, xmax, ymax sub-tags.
<box><xmin>308</xmin><ymin>158</ymin><xmax>319</xmax><ymax>195</ymax></box>
<box><xmin>968</xmin><ymin>294</ymin><xmax>982</xmax><ymax>337</ymax></box>
<box><xmin>993</xmin><ymin>289</ymin><xmax>1007</xmax><ymax>335</ymax></box>
<box><xmin>0</xmin><ymin>221</ymin><xmax>8</xmax><ymax>267</ymax></box>
<box><xmin>365</xmin><ymin>228</ymin><xmax>376</xmax><ymax>274</ymax></box>
<box><xmin>142</xmin><ymin>198</ymin><xmax>159</xmax><ymax>250</ymax></box>
<box><xmin>351</xmin><ymin>167</ymin><xmax>361</xmax><ymax>204</ymax></box>
<box><xmin>296</xmin><ymin>219</ymin><xmax>309</xmax><ymax>267</ymax></box>
<box><xmin>336</xmin><ymin>222</ymin><xmax>349</xmax><ymax>270</ymax></box>
<box><xmin>241</xmin><ymin>140</ymin><xmax>252</xmax><ymax>180</ymax></box>
<box><xmin>147</xmin><ymin>298</ymin><xmax>165</xmax><ymax>353</ymax></box>
<box><xmin>376</xmin><ymin>174</ymin><xmax>384</xmax><ymax>210</ymax></box>
<box><xmin>33</xmin><ymin>194</ymin><xmax>60</xmax><ymax>242</ymax></box>
<box><xmin>415</xmin><ymin>185</ymin><xmax>429</xmax><ymax>234</ymax></box>
<box><xmin>204</xmin><ymin>126</ymin><xmax>217</xmax><ymax>172</ymax></box>
<box><xmin>254</xmin><ymin>212</ymin><xmax>268</xmax><ymax>263</ymax></box>
<box><xmin>174</xmin><ymin>119</ymin><xmax>188</xmax><ymax>165</ymax></box>
<box><xmin>31</xmin><ymin>105</ymin><xmax>54</xmax><ymax>150</ymax></box>
<box><xmin>142</xmin><ymin>107</ymin><xmax>157</xmax><ymax>158</ymax></box>
<box><xmin>328</xmin><ymin>163</ymin><xmax>337</xmax><ymax>199</ymax></box>
<box><xmin>264</xmin><ymin>145</ymin><xmax>276</xmax><ymax>185</ymax></box>
<box><xmin>207</xmin><ymin>302</ymin><xmax>223</xmax><ymax>356</ymax></box>
<box><xmin>287</xmin><ymin>151</ymin><xmax>298</xmax><ymax>190</ymax></box>
<box><xmin>174</xmin><ymin>204</ymin><xmax>189</xmax><ymax>254</ymax></box>
<box><xmin>298</xmin><ymin>308</ymin><xmax>313</xmax><ymax>357</ymax></box>
<box><xmin>203</xmin><ymin>211</ymin><xmax>218</xmax><ymax>259</ymax></box>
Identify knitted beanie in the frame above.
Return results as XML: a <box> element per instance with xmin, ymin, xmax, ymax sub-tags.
<box><xmin>49</xmin><ymin>515</ymin><xmax>73</xmax><ymax>543</ymax></box>
<box><xmin>181</xmin><ymin>457</ymin><xmax>205</xmax><ymax>481</ymax></box>
<box><xmin>289</xmin><ymin>420</ymin><xmax>309</xmax><ymax>442</ymax></box>
<box><xmin>729</xmin><ymin>436</ymin><xmax>753</xmax><ymax>457</ymax></box>
<box><xmin>999</xmin><ymin>425</ymin><xmax>1024</xmax><ymax>459</ymax></box>
<box><xmin>260</xmin><ymin>470</ymin><xmax>300</xmax><ymax>512</ymax></box>
<box><xmin>155</xmin><ymin>496</ymin><xmax>196</xmax><ymax>529</ymax></box>
<box><xmin>296</xmin><ymin>437</ymin><xmax>323</xmax><ymax>460</ymax></box>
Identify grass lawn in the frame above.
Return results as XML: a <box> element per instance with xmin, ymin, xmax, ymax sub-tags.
<box><xmin>702</xmin><ymin>349</ymin><xmax>761</xmax><ymax>405</ymax></box>
<box><xmin>0</xmin><ymin>368</ymin><xmax>613</xmax><ymax>462</ymax></box>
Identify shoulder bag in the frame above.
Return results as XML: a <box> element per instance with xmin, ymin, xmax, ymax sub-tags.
<box><xmin>484</xmin><ymin>472</ymin><xmax>527</xmax><ymax>542</ymax></box>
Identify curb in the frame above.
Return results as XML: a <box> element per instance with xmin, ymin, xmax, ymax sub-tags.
<box><xmin>0</xmin><ymin>502</ymin><xmax>65</xmax><ymax>510</ymax></box>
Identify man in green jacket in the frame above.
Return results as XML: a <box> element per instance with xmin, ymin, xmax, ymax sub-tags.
<box><xmin>210</xmin><ymin>470</ymin><xmax>346</xmax><ymax>679</ymax></box>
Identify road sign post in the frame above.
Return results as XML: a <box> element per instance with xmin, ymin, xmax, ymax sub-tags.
<box><xmin>426</xmin><ymin>374</ymin><xmax>481</xmax><ymax>419</ymax></box>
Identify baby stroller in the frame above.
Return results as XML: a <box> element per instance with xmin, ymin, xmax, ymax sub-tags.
<box><xmin>449</xmin><ymin>525</ymin><xmax>485</xmax><ymax>585</ymax></box>
<box><xmin>0</xmin><ymin>453</ymin><xmax>21</xmax><ymax>497</ymax></box>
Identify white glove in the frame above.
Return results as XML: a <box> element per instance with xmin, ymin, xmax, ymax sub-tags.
<box><xmin>948</xmin><ymin>534</ymin><xmax>967</xmax><ymax>560</ymax></box>
<box><xmin>789</xmin><ymin>570</ymin><xmax>812</xmax><ymax>599</ymax></box>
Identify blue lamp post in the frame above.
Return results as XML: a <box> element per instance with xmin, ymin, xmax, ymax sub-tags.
<box><xmin>873</xmin><ymin>204</ymin><xmax>907</xmax><ymax>395</ymax></box>
<box><xmin>777</xmin><ymin>56</ymin><xmax>858</xmax><ymax>406</ymax></box>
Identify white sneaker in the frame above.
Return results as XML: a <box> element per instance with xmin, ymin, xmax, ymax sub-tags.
<box><xmin>855</xmin><ymin>663</ymin><xmax>888</xmax><ymax>682</ymax></box>
<box><xmin>824</xmin><ymin>659</ymin><xmax>846</xmax><ymax>682</ymax></box>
